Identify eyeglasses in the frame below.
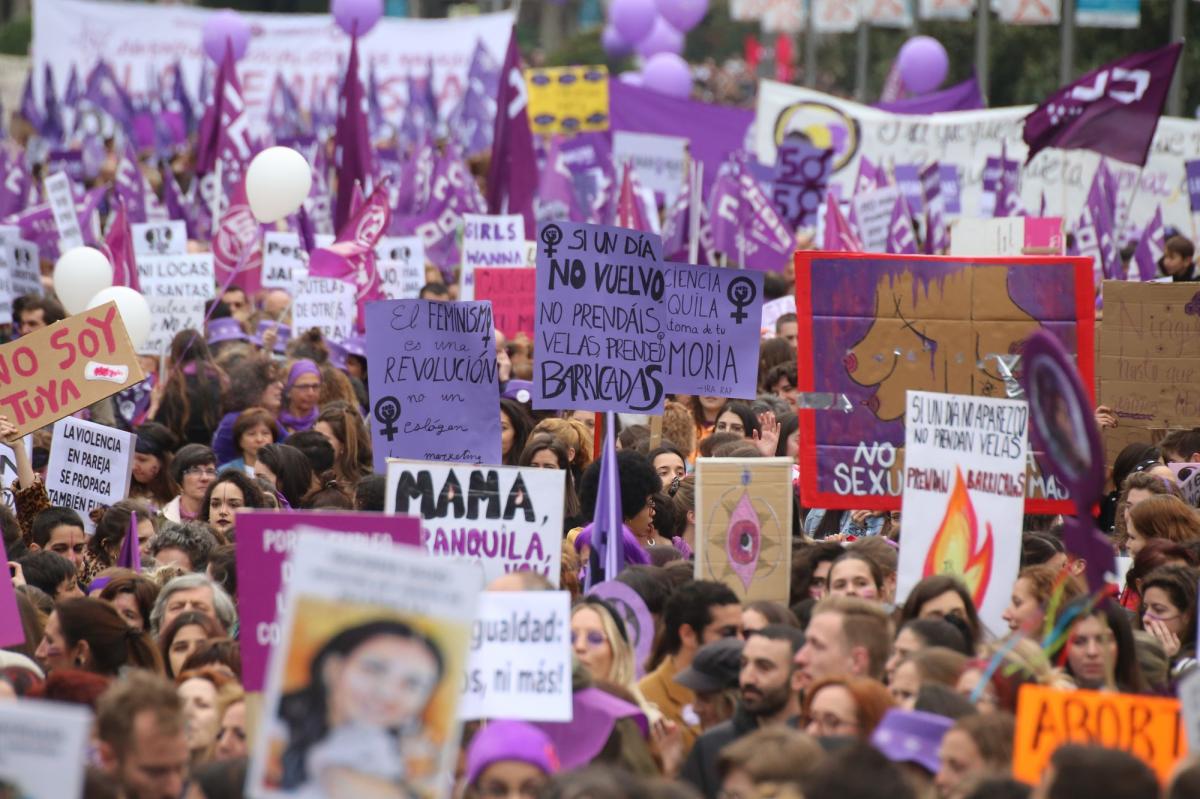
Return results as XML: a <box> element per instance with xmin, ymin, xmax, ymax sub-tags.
<box><xmin>804</xmin><ymin>714</ymin><xmax>859</xmax><ymax>735</ymax></box>
<box><xmin>184</xmin><ymin>466</ymin><xmax>218</xmax><ymax>478</ymax></box>
<box><xmin>291</xmin><ymin>382</ymin><xmax>321</xmax><ymax>392</ymax></box>
<box><xmin>571</xmin><ymin>630</ymin><xmax>607</xmax><ymax>648</ymax></box>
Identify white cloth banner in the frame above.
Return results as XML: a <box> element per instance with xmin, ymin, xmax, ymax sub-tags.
<box><xmin>32</xmin><ymin>0</ymin><xmax>514</xmax><ymax>133</ymax></box>
<box><xmin>755</xmin><ymin>81</ymin><xmax>1200</xmax><ymax>242</ymax></box>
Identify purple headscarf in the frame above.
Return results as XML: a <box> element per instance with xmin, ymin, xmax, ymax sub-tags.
<box><xmin>279</xmin><ymin>359</ymin><xmax>321</xmax><ymax>433</ymax></box>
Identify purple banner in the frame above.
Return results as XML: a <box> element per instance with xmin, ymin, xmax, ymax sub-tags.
<box><xmin>939</xmin><ymin>165</ymin><xmax>962</xmax><ymax>215</ymax></box>
<box><xmin>233</xmin><ymin>510</ymin><xmax>423</xmax><ymax>691</ymax></box>
<box><xmin>533</xmin><ymin>221</ymin><xmax>665</xmax><ymax>413</ymax></box>
<box><xmin>1187</xmin><ymin>160</ymin><xmax>1200</xmax><ymax>214</ymax></box>
<box><xmin>662</xmin><ymin>262</ymin><xmax>763</xmax><ymax>399</ymax></box>
<box><xmin>365</xmin><ymin>299</ymin><xmax>501</xmax><ymax>472</ymax></box>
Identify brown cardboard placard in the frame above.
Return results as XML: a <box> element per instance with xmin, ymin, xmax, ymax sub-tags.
<box><xmin>0</xmin><ymin>302</ymin><xmax>145</xmax><ymax>439</ymax></box>
<box><xmin>695</xmin><ymin>457</ymin><xmax>792</xmax><ymax>604</ymax></box>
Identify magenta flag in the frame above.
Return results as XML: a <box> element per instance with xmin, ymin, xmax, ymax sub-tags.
<box><xmin>308</xmin><ymin>178</ymin><xmax>391</xmax><ymax>333</ymax></box>
<box><xmin>1023</xmin><ymin>42</ymin><xmax>1182</xmax><ymax>167</ymax></box>
<box><xmin>103</xmin><ymin>197</ymin><xmax>141</xmax><ymax>292</ymax></box>
<box><xmin>885</xmin><ymin>194</ymin><xmax>918</xmax><ymax>255</ymax></box>
<box><xmin>333</xmin><ymin>33</ymin><xmax>374</xmax><ymax>232</ymax></box>
<box><xmin>615</xmin><ymin>165</ymin><xmax>651</xmax><ymax>232</ymax></box>
<box><xmin>117</xmin><ymin>510</ymin><xmax>141</xmax><ymax>572</ymax></box>
<box><xmin>822</xmin><ymin>191</ymin><xmax>862</xmax><ymax>252</ymax></box>
<box><xmin>486</xmin><ymin>29</ymin><xmax>537</xmax><ymax>233</ymax></box>
<box><xmin>212</xmin><ymin>175</ymin><xmax>263</xmax><ymax>296</ymax></box>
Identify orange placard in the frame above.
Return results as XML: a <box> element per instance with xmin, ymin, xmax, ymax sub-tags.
<box><xmin>1013</xmin><ymin>684</ymin><xmax>1186</xmax><ymax>784</ymax></box>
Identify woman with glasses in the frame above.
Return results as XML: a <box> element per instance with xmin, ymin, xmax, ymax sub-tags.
<box><xmin>801</xmin><ymin>675</ymin><xmax>894</xmax><ymax>740</ymax></box>
<box><xmin>278</xmin><ymin>359</ymin><xmax>323</xmax><ymax>435</ymax></box>
<box><xmin>163</xmin><ymin>444</ymin><xmax>219</xmax><ymax>523</ymax></box>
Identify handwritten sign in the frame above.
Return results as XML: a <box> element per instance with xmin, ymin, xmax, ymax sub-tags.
<box><xmin>852</xmin><ymin>185</ymin><xmax>900</xmax><ymax>253</ymax></box>
<box><xmin>247</xmin><ymin>533</ymin><xmax>478</xmax><ymax>799</ymax></box>
<box><xmin>613</xmin><ymin>131</ymin><xmax>689</xmax><ymax>204</ymax></box>
<box><xmin>44</xmin><ymin>417</ymin><xmax>134</xmax><ymax>533</ymax></box>
<box><xmin>0</xmin><ymin>302</ymin><xmax>145</xmax><ymax>439</ymax></box>
<box><xmin>233</xmin><ymin>510</ymin><xmax>423</xmax><ymax>691</ymax></box>
<box><xmin>899</xmin><ymin>391</ymin><xmax>1028</xmax><ymax>634</ymax></box>
<box><xmin>376</xmin><ymin>235</ymin><xmax>427</xmax><ymax>299</ymax></box>
<box><xmin>292</xmin><ymin>276</ymin><xmax>357</xmax><ymax>342</ymax></box>
<box><xmin>662</xmin><ymin>262</ymin><xmax>763</xmax><ymax>398</ymax></box>
<box><xmin>460</xmin><ymin>214</ymin><xmax>527</xmax><ymax>302</ymax></box>
<box><xmin>136</xmin><ymin>253</ymin><xmax>215</xmax><ymax>300</ymax></box>
<box><xmin>476</xmin><ymin>267</ymin><xmax>535</xmax><ymax>340</ymax></box>
<box><xmin>0</xmin><ymin>699</ymin><xmax>92</xmax><ymax>799</ymax></box>
<box><xmin>365</xmin><ymin>300</ymin><xmax>501</xmax><ymax>471</ymax></box>
<box><xmin>44</xmin><ymin>172</ymin><xmax>84</xmax><ymax>252</ymax></box>
<box><xmin>460</xmin><ymin>591</ymin><xmax>572</xmax><ymax>721</ymax></box>
<box><xmin>525</xmin><ymin>65</ymin><xmax>609</xmax><ymax>136</ymax></box>
<box><xmin>261</xmin><ymin>231</ymin><xmax>308</xmax><ymax>291</ymax></box>
<box><xmin>1013</xmin><ymin>684</ymin><xmax>1185</xmax><ymax>784</ymax></box>
<box><xmin>534</xmin><ymin>221</ymin><xmax>665</xmax><ymax>414</ymax></box>
<box><xmin>4</xmin><ymin>239</ymin><xmax>41</xmax><ymax>300</ymax></box>
<box><xmin>386</xmin><ymin>461</ymin><xmax>565</xmax><ymax>587</ymax></box>
<box><xmin>132</xmin><ymin>220</ymin><xmax>187</xmax><ymax>257</ymax></box>
<box><xmin>142</xmin><ymin>297</ymin><xmax>205</xmax><ymax>357</ymax></box>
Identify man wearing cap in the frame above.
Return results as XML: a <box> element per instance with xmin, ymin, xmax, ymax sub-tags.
<box><xmin>674</xmin><ymin>637</ymin><xmax>744</xmax><ymax>732</ymax></box>
<box><xmin>638</xmin><ymin>581</ymin><xmax>741</xmax><ymax>752</ymax></box>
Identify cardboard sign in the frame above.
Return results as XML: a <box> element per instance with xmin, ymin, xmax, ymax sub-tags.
<box><xmin>247</xmin><ymin>533</ymin><xmax>479</xmax><ymax>799</ymax></box>
<box><xmin>533</xmin><ymin>221</ymin><xmax>665</xmax><ymax>414</ymax></box>
<box><xmin>1167</xmin><ymin>463</ymin><xmax>1200</xmax><ymax>507</ymax></box>
<box><xmin>951</xmin><ymin>217</ymin><xmax>1066</xmax><ymax>256</ymax></box>
<box><xmin>695</xmin><ymin>457</ymin><xmax>793</xmax><ymax>604</ymax></box>
<box><xmin>525</xmin><ymin>65</ymin><xmax>609</xmax><ymax>136</ymax></box>
<box><xmin>233</xmin><ymin>510</ymin><xmax>424</xmax><ymax>691</ymax></box>
<box><xmin>1098</xmin><ymin>281</ymin><xmax>1200</xmax><ymax>467</ymax></box>
<box><xmin>613</xmin><ymin>131</ymin><xmax>689</xmax><ymax>204</ymax></box>
<box><xmin>1013</xmin><ymin>684</ymin><xmax>1185</xmax><ymax>784</ymax></box>
<box><xmin>899</xmin><ymin>391</ymin><xmax>1028</xmax><ymax>634</ymax></box>
<box><xmin>476</xmin><ymin>267</ymin><xmax>535</xmax><ymax>340</ymax></box>
<box><xmin>0</xmin><ymin>302</ymin><xmax>145</xmax><ymax>439</ymax></box>
<box><xmin>4</xmin><ymin>239</ymin><xmax>42</xmax><ymax>299</ymax></box>
<box><xmin>143</xmin><ymin>297</ymin><xmax>206</xmax><ymax>357</ymax></box>
<box><xmin>131</xmin><ymin>220</ymin><xmax>188</xmax><ymax>257</ymax></box>
<box><xmin>365</xmin><ymin>300</ymin><xmax>501</xmax><ymax>471</ymax></box>
<box><xmin>136</xmin><ymin>253</ymin><xmax>216</xmax><ymax>300</ymax></box>
<box><xmin>795</xmin><ymin>252</ymin><xmax>1093</xmax><ymax>513</ymax></box>
<box><xmin>44</xmin><ymin>417</ymin><xmax>134</xmax><ymax>534</ymax></box>
<box><xmin>459</xmin><ymin>591</ymin><xmax>572</xmax><ymax>722</ymax></box>
<box><xmin>261</xmin><ymin>231</ymin><xmax>309</xmax><ymax>291</ymax></box>
<box><xmin>0</xmin><ymin>698</ymin><xmax>92</xmax><ymax>799</ymax></box>
<box><xmin>44</xmin><ymin>172</ymin><xmax>84</xmax><ymax>252</ymax></box>
<box><xmin>385</xmin><ymin>461</ymin><xmax>565</xmax><ymax>587</ymax></box>
<box><xmin>292</xmin><ymin>276</ymin><xmax>357</xmax><ymax>342</ymax></box>
<box><xmin>460</xmin><ymin>214</ymin><xmax>527</xmax><ymax>302</ymax></box>
<box><xmin>662</xmin><ymin>262</ymin><xmax>763</xmax><ymax>399</ymax></box>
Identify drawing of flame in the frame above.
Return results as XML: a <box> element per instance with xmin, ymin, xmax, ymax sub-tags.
<box><xmin>923</xmin><ymin>466</ymin><xmax>994</xmax><ymax>608</ymax></box>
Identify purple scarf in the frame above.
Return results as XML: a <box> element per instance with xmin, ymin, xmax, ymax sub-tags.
<box><xmin>279</xmin><ymin>360</ymin><xmax>321</xmax><ymax>433</ymax></box>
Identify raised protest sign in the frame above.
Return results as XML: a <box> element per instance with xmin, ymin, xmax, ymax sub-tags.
<box><xmin>44</xmin><ymin>172</ymin><xmax>84</xmax><ymax>252</ymax></box>
<box><xmin>852</xmin><ymin>185</ymin><xmax>900</xmax><ymax>253</ymax></box>
<box><xmin>899</xmin><ymin>391</ymin><xmax>1028</xmax><ymax>634</ymax></box>
<box><xmin>613</xmin><ymin>131</ymin><xmax>689</xmax><ymax>204</ymax></box>
<box><xmin>795</xmin><ymin>252</ymin><xmax>1092</xmax><ymax>513</ymax></box>
<box><xmin>136</xmin><ymin>253</ymin><xmax>215</xmax><ymax>300</ymax></box>
<box><xmin>950</xmin><ymin>218</ymin><xmax>1066</xmax><ymax>256</ymax></box>
<box><xmin>460</xmin><ymin>214</ymin><xmax>527</xmax><ymax>302</ymax></box>
<box><xmin>262</xmin><ymin>231</ymin><xmax>309</xmax><ymax>291</ymax></box>
<box><xmin>760</xmin><ymin>295</ymin><xmax>796</xmax><ymax>338</ymax></box>
<box><xmin>293</xmin><ymin>276</ymin><xmax>357</xmax><ymax>342</ymax></box>
<box><xmin>0</xmin><ymin>440</ymin><xmax>28</xmax><ymax>512</ymax></box>
<box><xmin>459</xmin><ymin>591</ymin><xmax>572</xmax><ymax>722</ymax></box>
<box><xmin>525</xmin><ymin>65</ymin><xmax>609</xmax><ymax>136</ymax></box>
<box><xmin>662</xmin><ymin>262</ymin><xmax>763</xmax><ymax>399</ymax></box>
<box><xmin>0</xmin><ymin>699</ymin><xmax>92</xmax><ymax>799</ymax></box>
<box><xmin>234</xmin><ymin>510</ymin><xmax>423</xmax><ymax>691</ymax></box>
<box><xmin>385</xmin><ymin>461</ymin><xmax>565</xmax><ymax>587</ymax></box>
<box><xmin>695</xmin><ymin>457</ymin><xmax>793</xmax><ymax>604</ymax></box>
<box><xmin>534</xmin><ymin>221</ymin><xmax>665</xmax><ymax>414</ymax></box>
<box><xmin>366</xmin><ymin>300</ymin><xmax>501</xmax><ymax>470</ymax></box>
<box><xmin>247</xmin><ymin>533</ymin><xmax>478</xmax><ymax>799</ymax></box>
<box><xmin>132</xmin><ymin>220</ymin><xmax>187</xmax><ymax>257</ymax></box>
<box><xmin>143</xmin><ymin>298</ymin><xmax>206</xmax><ymax>357</ymax></box>
<box><xmin>1013</xmin><ymin>684</ymin><xmax>1185</xmax><ymax>784</ymax></box>
<box><xmin>45</xmin><ymin>417</ymin><xmax>134</xmax><ymax>534</ymax></box>
<box><xmin>476</xmin><ymin>267</ymin><xmax>535</xmax><ymax>340</ymax></box>
<box><xmin>377</xmin><ymin>236</ymin><xmax>427</xmax><ymax>300</ymax></box>
<box><xmin>1167</xmin><ymin>463</ymin><xmax>1200</xmax><ymax>507</ymax></box>
<box><xmin>1099</xmin><ymin>281</ymin><xmax>1200</xmax><ymax>466</ymax></box>
<box><xmin>772</xmin><ymin>140</ymin><xmax>833</xmax><ymax>232</ymax></box>
<box><xmin>4</xmin><ymin>239</ymin><xmax>41</xmax><ymax>300</ymax></box>
<box><xmin>0</xmin><ymin>302</ymin><xmax>145</xmax><ymax>440</ymax></box>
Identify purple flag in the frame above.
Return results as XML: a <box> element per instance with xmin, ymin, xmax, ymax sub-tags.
<box><xmin>103</xmin><ymin>196</ymin><xmax>141</xmax><ymax>292</ymax></box>
<box><xmin>536</xmin><ymin>135</ymin><xmax>585</xmax><ymax>224</ymax></box>
<box><xmin>333</xmin><ymin>33</ymin><xmax>374</xmax><ymax>232</ymax></box>
<box><xmin>662</xmin><ymin>181</ymin><xmax>689</xmax><ymax>260</ymax></box>
<box><xmin>1024</xmin><ymin>42</ymin><xmax>1181</xmax><ymax>166</ymax></box>
<box><xmin>854</xmin><ymin>156</ymin><xmax>886</xmax><ymax>194</ymax></box>
<box><xmin>993</xmin><ymin>144</ymin><xmax>1026</xmax><ymax>219</ymax></box>
<box><xmin>114</xmin><ymin>141</ymin><xmax>149</xmax><ymax>224</ymax></box>
<box><xmin>0</xmin><ymin>534</ymin><xmax>23</xmax><ymax>648</ymax></box>
<box><xmin>366</xmin><ymin>59</ymin><xmax>388</xmax><ymax>140</ymax></box>
<box><xmin>195</xmin><ymin>43</ymin><xmax>251</xmax><ymax>184</ymax></box>
<box><xmin>0</xmin><ymin>150</ymin><xmax>31</xmax><ymax>218</ymax></box>
<box><xmin>449</xmin><ymin>39</ymin><xmax>500</xmax><ymax>155</ymax></box>
<box><xmin>822</xmin><ymin>190</ymin><xmax>862</xmax><ymax>252</ymax></box>
<box><xmin>587</xmin><ymin>412</ymin><xmax>624</xmax><ymax>590</ymax></box>
<box><xmin>308</xmin><ymin>179</ymin><xmax>391</xmax><ymax>333</ymax></box>
<box><xmin>885</xmin><ymin>194</ymin><xmax>918</xmax><ymax>255</ymax></box>
<box><xmin>616</xmin><ymin>164</ymin><xmax>651</xmax><ymax>232</ymax></box>
<box><xmin>1186</xmin><ymin>160</ymin><xmax>1200</xmax><ymax>214</ymax></box>
<box><xmin>1074</xmin><ymin>160</ymin><xmax>1121</xmax><ymax>281</ymax></box>
<box><xmin>707</xmin><ymin>155</ymin><xmax>795</xmax><ymax>270</ymax></box>
<box><xmin>83</xmin><ymin>61</ymin><xmax>134</xmax><ymax>132</ymax></box>
<box><xmin>921</xmin><ymin>162</ymin><xmax>948</xmax><ymax>254</ymax></box>
<box><xmin>892</xmin><ymin>164</ymin><xmax>924</xmax><ymax>214</ymax></box>
<box><xmin>486</xmin><ymin>29</ymin><xmax>537</xmax><ymax>234</ymax></box>
<box><xmin>875</xmin><ymin>75</ymin><xmax>985</xmax><ymax>114</ymax></box>
<box><xmin>772</xmin><ymin>140</ymin><xmax>832</xmax><ymax>231</ymax></box>
<box><xmin>1132</xmin><ymin>205</ymin><xmax>1165</xmax><ymax>282</ymax></box>
<box><xmin>168</xmin><ymin>61</ymin><xmax>195</xmax><ymax>136</ymax></box>
<box><xmin>19</xmin><ymin>70</ymin><xmax>42</xmax><ymax>131</ymax></box>
<box><xmin>63</xmin><ymin>66</ymin><xmax>81</xmax><ymax>110</ymax></box>
<box><xmin>41</xmin><ymin>64</ymin><xmax>64</xmax><ymax>143</ymax></box>
<box><xmin>117</xmin><ymin>510</ymin><xmax>141</xmax><ymax>572</ymax></box>
<box><xmin>266</xmin><ymin>74</ymin><xmax>304</xmax><ymax>142</ymax></box>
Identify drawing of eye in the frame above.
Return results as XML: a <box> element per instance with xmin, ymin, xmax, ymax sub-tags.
<box><xmin>726</xmin><ymin>491</ymin><xmax>761</xmax><ymax>589</ymax></box>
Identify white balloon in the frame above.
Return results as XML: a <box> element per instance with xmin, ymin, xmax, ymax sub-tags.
<box><xmin>87</xmin><ymin>286</ymin><xmax>153</xmax><ymax>351</ymax></box>
<box><xmin>53</xmin><ymin>247</ymin><xmax>114</xmax><ymax>315</ymax></box>
<box><xmin>245</xmin><ymin>147</ymin><xmax>313</xmax><ymax>223</ymax></box>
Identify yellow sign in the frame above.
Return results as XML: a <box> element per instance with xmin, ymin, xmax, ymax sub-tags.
<box><xmin>1013</xmin><ymin>684</ymin><xmax>1186</xmax><ymax>785</ymax></box>
<box><xmin>524</xmin><ymin>65</ymin><xmax>609</xmax><ymax>136</ymax></box>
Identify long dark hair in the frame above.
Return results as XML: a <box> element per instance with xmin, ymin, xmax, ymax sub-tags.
<box><xmin>278</xmin><ymin>620</ymin><xmax>444</xmax><ymax>790</ymax></box>
<box><xmin>258</xmin><ymin>444</ymin><xmax>314</xmax><ymax>509</ymax></box>
<box><xmin>56</xmin><ymin>598</ymin><xmax>163</xmax><ymax>676</ymax></box>
<box><xmin>199</xmin><ymin>471</ymin><xmax>269</xmax><ymax>526</ymax></box>
<box><xmin>316</xmin><ymin>402</ymin><xmax>373</xmax><ymax>483</ymax></box>
<box><xmin>132</xmin><ymin>422</ymin><xmax>180</xmax><ymax>506</ymax></box>
<box><xmin>162</xmin><ymin>331</ymin><xmax>226</xmax><ymax>441</ymax></box>
<box><xmin>1052</xmin><ymin>596</ymin><xmax>1148</xmax><ymax>694</ymax></box>
<box><xmin>87</xmin><ymin>499</ymin><xmax>153</xmax><ymax>565</ymax></box>
<box><xmin>500</xmin><ymin>399</ymin><xmax>534</xmax><ymax>466</ymax></box>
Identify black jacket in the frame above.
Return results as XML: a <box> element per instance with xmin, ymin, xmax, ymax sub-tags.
<box><xmin>680</xmin><ymin>704</ymin><xmax>760</xmax><ymax>799</ymax></box>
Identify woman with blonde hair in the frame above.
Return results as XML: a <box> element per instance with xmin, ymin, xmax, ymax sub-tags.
<box><xmin>571</xmin><ymin>597</ymin><xmax>640</xmax><ymax>690</ymax></box>
<box><xmin>531</xmin><ymin>417</ymin><xmax>593</xmax><ymax>485</ymax></box>
<box><xmin>1001</xmin><ymin>563</ymin><xmax>1086</xmax><ymax>635</ymax></box>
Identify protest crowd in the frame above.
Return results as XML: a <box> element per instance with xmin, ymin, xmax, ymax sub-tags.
<box><xmin>2</xmin><ymin>0</ymin><xmax>1200</xmax><ymax>798</ymax></box>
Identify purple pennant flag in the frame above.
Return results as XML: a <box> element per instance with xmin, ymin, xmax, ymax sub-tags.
<box><xmin>874</xmin><ymin>75</ymin><xmax>985</xmax><ymax>115</ymax></box>
<box><xmin>822</xmin><ymin>190</ymin><xmax>862</xmax><ymax>252</ymax></box>
<box><xmin>615</xmin><ymin>164</ymin><xmax>651</xmax><ymax>232</ymax></box>
<box><xmin>19</xmin><ymin>70</ymin><xmax>42</xmax><ymax>132</ymax></box>
<box><xmin>662</xmin><ymin>181</ymin><xmax>689</xmax><ymax>260</ymax></box>
<box><xmin>885</xmin><ymin>194</ymin><xmax>918</xmax><ymax>254</ymax></box>
<box><xmin>114</xmin><ymin>141</ymin><xmax>149</xmax><ymax>224</ymax></box>
<box><xmin>706</xmin><ymin>155</ymin><xmax>794</xmax><ymax>270</ymax></box>
<box><xmin>41</xmin><ymin>63</ymin><xmax>64</xmax><ymax>143</ymax></box>
<box><xmin>772</xmin><ymin>140</ymin><xmax>832</xmax><ymax>231</ymax></box>
<box><xmin>448</xmin><ymin>39</ymin><xmax>500</xmax><ymax>155</ymax></box>
<box><xmin>196</xmin><ymin>42</ymin><xmax>253</xmax><ymax>187</ymax></box>
<box><xmin>1074</xmin><ymin>160</ymin><xmax>1121</xmax><ymax>281</ymax></box>
<box><xmin>366</xmin><ymin>58</ymin><xmax>388</xmax><ymax>140</ymax></box>
<box><xmin>993</xmin><ymin>144</ymin><xmax>1026</xmax><ymax>219</ymax></box>
<box><xmin>0</xmin><ymin>150</ymin><xmax>31</xmax><ymax>218</ymax></box>
<box><xmin>1024</xmin><ymin>42</ymin><xmax>1181</xmax><ymax>167</ymax></box>
<box><xmin>1132</xmin><ymin>205</ymin><xmax>1165</xmax><ymax>282</ymax></box>
<box><xmin>586</xmin><ymin>412</ymin><xmax>624</xmax><ymax>591</ymax></box>
<box><xmin>939</xmin><ymin>164</ymin><xmax>962</xmax><ymax>215</ymax></box>
<box><xmin>63</xmin><ymin>65</ymin><xmax>81</xmax><ymax>110</ymax></box>
<box><xmin>168</xmin><ymin>61</ymin><xmax>195</xmax><ymax>136</ymax></box>
<box><xmin>103</xmin><ymin>196</ymin><xmax>141</xmax><ymax>292</ymax></box>
<box><xmin>394</xmin><ymin>146</ymin><xmax>486</xmax><ymax>272</ymax></box>
<box><xmin>536</xmin><ymin>135</ymin><xmax>585</xmax><ymax>224</ymax></box>
<box><xmin>920</xmin><ymin>162</ymin><xmax>948</xmax><ymax>254</ymax></box>
<box><xmin>486</xmin><ymin>29</ymin><xmax>537</xmax><ymax>234</ymax></box>
<box><xmin>891</xmin><ymin>163</ymin><xmax>924</xmax><ymax>214</ymax></box>
<box><xmin>117</xmin><ymin>510</ymin><xmax>141</xmax><ymax>572</ymax></box>
<box><xmin>83</xmin><ymin>61</ymin><xmax>134</xmax><ymax>133</ymax></box>
<box><xmin>308</xmin><ymin>178</ymin><xmax>391</xmax><ymax>333</ymax></box>
<box><xmin>854</xmin><ymin>156</ymin><xmax>886</xmax><ymax>194</ymax></box>
<box><xmin>333</xmin><ymin>33</ymin><xmax>374</xmax><ymax>232</ymax></box>
<box><xmin>1186</xmin><ymin>160</ymin><xmax>1200</xmax><ymax>214</ymax></box>
<box><xmin>161</xmin><ymin>168</ymin><xmax>197</xmax><ymax>240</ymax></box>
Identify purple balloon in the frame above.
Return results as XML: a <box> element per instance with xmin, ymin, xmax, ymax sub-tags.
<box><xmin>618</xmin><ymin>71</ymin><xmax>644</xmax><ymax>86</ymax></box>
<box><xmin>332</xmin><ymin>0</ymin><xmax>383</xmax><ymax>36</ymax></box>
<box><xmin>897</xmin><ymin>36</ymin><xmax>949</xmax><ymax>95</ymax></box>
<box><xmin>641</xmin><ymin>53</ymin><xmax>691</xmax><ymax>99</ymax></box>
<box><xmin>635</xmin><ymin>16</ymin><xmax>684</xmax><ymax>58</ymax></box>
<box><xmin>609</xmin><ymin>0</ymin><xmax>657</xmax><ymax>44</ymax></box>
<box><xmin>602</xmin><ymin>25</ymin><xmax>633</xmax><ymax>58</ymax></box>
<box><xmin>655</xmin><ymin>0</ymin><xmax>708</xmax><ymax>32</ymax></box>
<box><xmin>201</xmin><ymin>10</ymin><xmax>251</xmax><ymax>64</ymax></box>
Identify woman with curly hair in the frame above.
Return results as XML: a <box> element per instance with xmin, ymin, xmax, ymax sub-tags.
<box><xmin>531</xmin><ymin>417</ymin><xmax>592</xmax><ymax>487</ymax></box>
<box><xmin>151</xmin><ymin>331</ymin><xmax>228</xmax><ymax>446</ymax></box>
<box><xmin>212</xmin><ymin>356</ymin><xmax>284</xmax><ymax>464</ymax></box>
